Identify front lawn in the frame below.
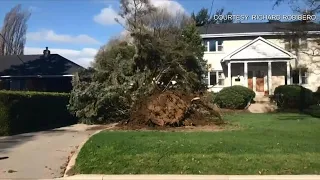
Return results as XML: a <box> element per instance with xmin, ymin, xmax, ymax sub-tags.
<box><xmin>73</xmin><ymin>113</ymin><xmax>320</xmax><ymax>175</ymax></box>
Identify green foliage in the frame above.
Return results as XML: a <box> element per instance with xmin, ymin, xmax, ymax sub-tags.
<box><xmin>174</xmin><ymin>23</ymin><xmax>208</xmax><ymax>91</ymax></box>
<box><xmin>215</xmin><ymin>85</ymin><xmax>255</xmax><ymax>109</ymax></box>
<box><xmin>312</xmin><ymin>86</ymin><xmax>320</xmax><ymax>105</ymax></box>
<box><xmin>0</xmin><ymin>90</ymin><xmax>76</xmax><ymax>136</ymax></box>
<box><xmin>93</xmin><ymin>40</ymin><xmax>136</xmax><ymax>75</ymax></box>
<box><xmin>68</xmin><ymin>42</ymin><xmax>136</xmax><ymax>124</ymax></box>
<box><xmin>69</xmin><ymin>1</ymin><xmax>209</xmax><ymax>124</ymax></box>
<box><xmin>191</xmin><ymin>8</ymin><xmax>210</xmax><ymax>26</ymax></box>
<box><xmin>304</xmin><ymin>104</ymin><xmax>320</xmax><ymax>118</ymax></box>
<box><xmin>274</xmin><ymin>85</ymin><xmax>313</xmax><ymax>110</ymax></box>
<box><xmin>119</xmin><ymin>0</ymin><xmax>208</xmax><ymax>93</ymax></box>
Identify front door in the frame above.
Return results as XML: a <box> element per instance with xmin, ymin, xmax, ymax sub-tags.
<box><xmin>256</xmin><ymin>70</ymin><xmax>264</xmax><ymax>92</ymax></box>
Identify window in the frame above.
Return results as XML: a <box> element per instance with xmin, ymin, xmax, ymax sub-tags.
<box><xmin>203</xmin><ymin>39</ymin><xmax>224</xmax><ymax>52</ymax></box>
<box><xmin>208</xmin><ymin>71</ymin><xmax>225</xmax><ymax>86</ymax></box>
<box><xmin>284</xmin><ymin>37</ymin><xmax>308</xmax><ymax>51</ymax></box>
<box><xmin>218</xmin><ymin>72</ymin><xmax>224</xmax><ymax>85</ymax></box>
<box><xmin>202</xmin><ymin>40</ymin><xmax>208</xmax><ymax>51</ymax></box>
<box><xmin>284</xmin><ymin>39</ymin><xmax>291</xmax><ymax>51</ymax></box>
<box><xmin>292</xmin><ymin>68</ymin><xmax>308</xmax><ymax>85</ymax></box>
<box><xmin>217</xmin><ymin>41</ymin><xmax>224</xmax><ymax>51</ymax></box>
<box><xmin>0</xmin><ymin>79</ymin><xmax>10</xmax><ymax>90</ymax></box>
<box><xmin>203</xmin><ymin>73</ymin><xmax>209</xmax><ymax>84</ymax></box>
<box><xmin>292</xmin><ymin>38</ymin><xmax>299</xmax><ymax>49</ymax></box>
<box><xmin>210</xmin><ymin>72</ymin><xmax>217</xmax><ymax>85</ymax></box>
<box><xmin>301</xmin><ymin>69</ymin><xmax>308</xmax><ymax>84</ymax></box>
<box><xmin>292</xmin><ymin>70</ymin><xmax>299</xmax><ymax>84</ymax></box>
<box><xmin>209</xmin><ymin>40</ymin><xmax>217</xmax><ymax>52</ymax></box>
<box><xmin>300</xmin><ymin>36</ymin><xmax>308</xmax><ymax>49</ymax></box>
<box><xmin>10</xmin><ymin>80</ymin><xmax>21</xmax><ymax>90</ymax></box>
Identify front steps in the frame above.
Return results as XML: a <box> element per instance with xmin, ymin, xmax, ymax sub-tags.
<box><xmin>248</xmin><ymin>103</ymin><xmax>277</xmax><ymax>113</ymax></box>
<box><xmin>248</xmin><ymin>95</ymin><xmax>277</xmax><ymax>113</ymax></box>
<box><xmin>254</xmin><ymin>95</ymin><xmax>271</xmax><ymax>103</ymax></box>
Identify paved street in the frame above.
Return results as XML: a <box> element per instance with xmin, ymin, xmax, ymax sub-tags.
<box><xmin>58</xmin><ymin>175</ymin><xmax>320</xmax><ymax>180</ymax></box>
<box><xmin>0</xmin><ymin>124</ymin><xmax>98</xmax><ymax>179</ymax></box>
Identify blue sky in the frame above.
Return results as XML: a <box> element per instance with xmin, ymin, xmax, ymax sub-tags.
<box><xmin>0</xmin><ymin>0</ymin><xmax>298</xmax><ymax>67</ymax></box>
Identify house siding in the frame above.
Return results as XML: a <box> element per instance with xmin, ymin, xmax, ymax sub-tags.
<box><xmin>295</xmin><ymin>38</ymin><xmax>320</xmax><ymax>91</ymax></box>
<box><xmin>203</xmin><ymin>35</ymin><xmax>320</xmax><ymax>92</ymax></box>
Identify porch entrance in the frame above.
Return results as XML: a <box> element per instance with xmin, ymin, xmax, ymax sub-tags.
<box><xmin>223</xmin><ymin>36</ymin><xmax>296</xmax><ymax>96</ymax></box>
<box><xmin>248</xmin><ymin>70</ymin><xmax>265</xmax><ymax>93</ymax></box>
<box><xmin>256</xmin><ymin>70</ymin><xmax>265</xmax><ymax>92</ymax></box>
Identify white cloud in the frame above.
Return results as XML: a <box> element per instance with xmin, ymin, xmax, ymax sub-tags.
<box><xmin>93</xmin><ymin>0</ymin><xmax>186</xmax><ymax>26</ymax></box>
<box><xmin>28</xmin><ymin>6</ymin><xmax>40</xmax><ymax>12</ymax></box>
<box><xmin>93</xmin><ymin>5</ymin><xmax>123</xmax><ymax>26</ymax></box>
<box><xmin>27</xmin><ymin>29</ymin><xmax>101</xmax><ymax>45</ymax></box>
<box><xmin>24</xmin><ymin>47</ymin><xmax>98</xmax><ymax>68</ymax></box>
<box><xmin>150</xmin><ymin>0</ymin><xmax>185</xmax><ymax>15</ymax></box>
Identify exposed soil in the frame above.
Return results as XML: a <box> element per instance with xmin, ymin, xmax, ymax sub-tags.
<box><xmin>81</xmin><ymin>91</ymin><xmax>250</xmax><ymax>132</ymax></box>
<box><xmin>116</xmin><ymin>90</ymin><xmax>225</xmax><ymax>130</ymax></box>
<box><xmin>113</xmin><ymin>122</ymin><xmax>232</xmax><ymax>132</ymax></box>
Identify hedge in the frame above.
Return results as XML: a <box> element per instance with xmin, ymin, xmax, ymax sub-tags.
<box><xmin>214</xmin><ymin>85</ymin><xmax>255</xmax><ymax>109</ymax></box>
<box><xmin>312</xmin><ymin>87</ymin><xmax>320</xmax><ymax>105</ymax></box>
<box><xmin>0</xmin><ymin>91</ymin><xmax>77</xmax><ymax>136</ymax></box>
<box><xmin>273</xmin><ymin>85</ymin><xmax>313</xmax><ymax>110</ymax></box>
<box><xmin>304</xmin><ymin>104</ymin><xmax>320</xmax><ymax>118</ymax></box>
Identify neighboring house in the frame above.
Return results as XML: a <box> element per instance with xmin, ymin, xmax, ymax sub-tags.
<box><xmin>0</xmin><ymin>47</ymin><xmax>85</xmax><ymax>92</ymax></box>
<box><xmin>199</xmin><ymin>21</ymin><xmax>320</xmax><ymax>96</ymax></box>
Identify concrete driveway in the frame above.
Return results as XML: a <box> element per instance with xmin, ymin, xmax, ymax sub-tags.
<box><xmin>0</xmin><ymin>124</ymin><xmax>101</xmax><ymax>179</ymax></box>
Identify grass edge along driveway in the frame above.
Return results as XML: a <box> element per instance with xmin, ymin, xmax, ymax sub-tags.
<box><xmin>73</xmin><ymin>113</ymin><xmax>320</xmax><ymax>175</ymax></box>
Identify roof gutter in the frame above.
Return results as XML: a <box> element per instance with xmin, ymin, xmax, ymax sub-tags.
<box><xmin>201</xmin><ymin>31</ymin><xmax>320</xmax><ymax>38</ymax></box>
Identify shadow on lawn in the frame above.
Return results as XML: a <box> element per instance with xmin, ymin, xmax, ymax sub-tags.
<box><xmin>0</xmin><ymin>127</ymin><xmax>78</xmax><ymax>154</ymax></box>
<box><xmin>275</xmin><ymin>113</ymin><xmax>311</xmax><ymax>121</ymax></box>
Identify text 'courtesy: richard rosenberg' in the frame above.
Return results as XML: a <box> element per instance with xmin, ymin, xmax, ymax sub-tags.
<box><xmin>212</xmin><ymin>14</ymin><xmax>317</xmax><ymax>21</ymax></box>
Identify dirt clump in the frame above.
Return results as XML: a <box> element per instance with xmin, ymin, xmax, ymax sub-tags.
<box><xmin>119</xmin><ymin>90</ymin><xmax>223</xmax><ymax>128</ymax></box>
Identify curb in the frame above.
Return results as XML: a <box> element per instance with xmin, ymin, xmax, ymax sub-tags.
<box><xmin>57</xmin><ymin>175</ymin><xmax>320</xmax><ymax>180</ymax></box>
<box><xmin>63</xmin><ymin>129</ymin><xmax>104</xmax><ymax>177</ymax></box>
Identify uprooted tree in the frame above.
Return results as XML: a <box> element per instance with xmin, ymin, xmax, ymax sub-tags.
<box><xmin>69</xmin><ymin>0</ymin><xmax>222</xmax><ymax>127</ymax></box>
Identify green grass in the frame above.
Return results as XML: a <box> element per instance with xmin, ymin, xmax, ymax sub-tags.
<box><xmin>74</xmin><ymin>113</ymin><xmax>320</xmax><ymax>175</ymax></box>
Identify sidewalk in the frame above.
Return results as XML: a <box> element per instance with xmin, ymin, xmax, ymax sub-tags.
<box><xmin>56</xmin><ymin>175</ymin><xmax>320</xmax><ymax>180</ymax></box>
<box><xmin>0</xmin><ymin>124</ymin><xmax>100</xmax><ymax>179</ymax></box>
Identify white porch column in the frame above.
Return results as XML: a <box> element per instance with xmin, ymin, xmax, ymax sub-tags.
<box><xmin>299</xmin><ymin>68</ymin><xmax>302</xmax><ymax>85</ymax></box>
<box><xmin>228</xmin><ymin>62</ymin><xmax>232</xmax><ymax>86</ymax></box>
<box><xmin>244</xmin><ymin>62</ymin><xmax>248</xmax><ymax>87</ymax></box>
<box><xmin>268</xmin><ymin>61</ymin><xmax>272</xmax><ymax>95</ymax></box>
<box><xmin>286</xmin><ymin>61</ymin><xmax>291</xmax><ymax>85</ymax></box>
<box><xmin>207</xmin><ymin>71</ymin><xmax>210</xmax><ymax>86</ymax></box>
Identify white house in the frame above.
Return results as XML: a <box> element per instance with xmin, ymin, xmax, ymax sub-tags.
<box><xmin>199</xmin><ymin>22</ymin><xmax>320</xmax><ymax>97</ymax></box>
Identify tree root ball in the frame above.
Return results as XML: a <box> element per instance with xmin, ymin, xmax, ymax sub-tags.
<box><xmin>126</xmin><ymin>90</ymin><xmax>222</xmax><ymax>127</ymax></box>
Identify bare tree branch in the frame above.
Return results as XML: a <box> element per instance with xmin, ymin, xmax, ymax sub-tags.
<box><xmin>273</xmin><ymin>0</ymin><xmax>320</xmax><ymax>73</ymax></box>
<box><xmin>0</xmin><ymin>4</ymin><xmax>31</xmax><ymax>55</ymax></box>
<box><xmin>273</xmin><ymin>0</ymin><xmax>319</xmax><ymax>14</ymax></box>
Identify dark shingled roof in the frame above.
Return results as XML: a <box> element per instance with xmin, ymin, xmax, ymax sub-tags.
<box><xmin>0</xmin><ymin>54</ymin><xmax>85</xmax><ymax>76</ymax></box>
<box><xmin>198</xmin><ymin>22</ymin><xmax>320</xmax><ymax>34</ymax></box>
